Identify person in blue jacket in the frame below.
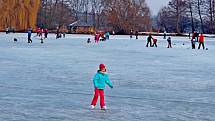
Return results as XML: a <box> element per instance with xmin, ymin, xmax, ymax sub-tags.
<box><xmin>90</xmin><ymin>64</ymin><xmax>113</xmax><ymax>110</ymax></box>
<box><xmin>105</xmin><ymin>32</ymin><xmax>110</xmax><ymax>40</ymax></box>
<box><xmin>27</xmin><ymin>28</ymin><xmax>32</xmax><ymax>43</ymax></box>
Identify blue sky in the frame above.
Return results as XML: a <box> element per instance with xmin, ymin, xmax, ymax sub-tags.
<box><xmin>145</xmin><ymin>0</ymin><xmax>170</xmax><ymax>15</ymax></box>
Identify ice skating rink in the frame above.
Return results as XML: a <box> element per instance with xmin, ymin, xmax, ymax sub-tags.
<box><xmin>0</xmin><ymin>33</ymin><xmax>215</xmax><ymax>121</ymax></box>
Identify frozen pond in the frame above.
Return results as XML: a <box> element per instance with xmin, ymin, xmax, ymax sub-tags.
<box><xmin>0</xmin><ymin>33</ymin><xmax>215</xmax><ymax>121</ymax></box>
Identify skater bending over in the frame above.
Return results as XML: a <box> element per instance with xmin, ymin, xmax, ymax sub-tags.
<box><xmin>167</xmin><ymin>37</ymin><xmax>172</xmax><ymax>48</ymax></box>
<box><xmin>91</xmin><ymin>64</ymin><xmax>113</xmax><ymax>110</ymax></box>
<box><xmin>152</xmin><ymin>38</ymin><xmax>158</xmax><ymax>47</ymax></box>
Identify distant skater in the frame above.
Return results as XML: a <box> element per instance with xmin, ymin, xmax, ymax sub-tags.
<box><xmin>28</xmin><ymin>28</ymin><xmax>32</xmax><ymax>43</ymax></box>
<box><xmin>56</xmin><ymin>27</ymin><xmax>61</xmax><ymax>39</ymax></box>
<box><xmin>44</xmin><ymin>28</ymin><xmax>48</xmax><ymax>39</ymax></box>
<box><xmin>36</xmin><ymin>27</ymin><xmax>40</xmax><ymax>36</ymax></box>
<box><xmin>146</xmin><ymin>34</ymin><xmax>152</xmax><ymax>47</ymax></box>
<box><xmin>87</xmin><ymin>38</ymin><xmax>91</xmax><ymax>43</ymax></box>
<box><xmin>6</xmin><ymin>27</ymin><xmax>9</xmax><ymax>34</ymax></box>
<box><xmin>95</xmin><ymin>33</ymin><xmax>100</xmax><ymax>43</ymax></box>
<box><xmin>39</xmin><ymin>28</ymin><xmax>43</xmax><ymax>37</ymax></box>
<box><xmin>163</xmin><ymin>31</ymin><xmax>167</xmax><ymax>39</ymax></box>
<box><xmin>130</xmin><ymin>29</ymin><xmax>133</xmax><ymax>39</ymax></box>
<box><xmin>193</xmin><ymin>32</ymin><xmax>199</xmax><ymax>42</ymax></box>
<box><xmin>63</xmin><ymin>32</ymin><xmax>66</xmax><ymax>38</ymax></box>
<box><xmin>167</xmin><ymin>37</ymin><xmax>172</xmax><ymax>48</ymax></box>
<box><xmin>105</xmin><ymin>32</ymin><xmax>110</xmax><ymax>40</ymax></box>
<box><xmin>152</xmin><ymin>38</ymin><xmax>158</xmax><ymax>47</ymax></box>
<box><xmin>198</xmin><ymin>33</ymin><xmax>205</xmax><ymax>50</ymax></box>
<box><xmin>191</xmin><ymin>33</ymin><xmax>196</xmax><ymax>49</ymax></box>
<box><xmin>135</xmin><ymin>31</ymin><xmax>139</xmax><ymax>39</ymax></box>
<box><xmin>112</xmin><ymin>31</ymin><xmax>115</xmax><ymax>36</ymax></box>
<box><xmin>90</xmin><ymin>64</ymin><xmax>113</xmax><ymax>110</ymax></box>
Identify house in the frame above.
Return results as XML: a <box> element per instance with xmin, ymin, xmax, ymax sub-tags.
<box><xmin>69</xmin><ymin>21</ymin><xmax>94</xmax><ymax>34</ymax></box>
<box><xmin>68</xmin><ymin>13</ymin><xmax>95</xmax><ymax>34</ymax></box>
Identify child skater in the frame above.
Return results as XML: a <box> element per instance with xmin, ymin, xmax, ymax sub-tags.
<box><xmin>91</xmin><ymin>64</ymin><xmax>113</xmax><ymax>110</ymax></box>
<box><xmin>152</xmin><ymin>38</ymin><xmax>158</xmax><ymax>47</ymax></box>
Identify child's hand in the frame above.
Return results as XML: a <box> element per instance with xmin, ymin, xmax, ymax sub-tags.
<box><xmin>110</xmin><ymin>85</ymin><xmax>113</xmax><ymax>89</ymax></box>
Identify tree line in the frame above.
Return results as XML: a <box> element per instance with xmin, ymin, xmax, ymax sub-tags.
<box><xmin>37</xmin><ymin>0</ymin><xmax>151</xmax><ymax>34</ymax></box>
<box><xmin>0</xmin><ymin>0</ymin><xmax>214</xmax><ymax>34</ymax></box>
<box><xmin>0</xmin><ymin>0</ymin><xmax>40</xmax><ymax>31</ymax></box>
<box><xmin>157</xmin><ymin>0</ymin><xmax>215</xmax><ymax>34</ymax></box>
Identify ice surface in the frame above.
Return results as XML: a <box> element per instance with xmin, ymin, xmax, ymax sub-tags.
<box><xmin>0</xmin><ymin>33</ymin><xmax>215</xmax><ymax>121</ymax></box>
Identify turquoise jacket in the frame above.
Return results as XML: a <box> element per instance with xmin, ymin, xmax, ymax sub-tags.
<box><xmin>93</xmin><ymin>71</ymin><xmax>113</xmax><ymax>89</ymax></box>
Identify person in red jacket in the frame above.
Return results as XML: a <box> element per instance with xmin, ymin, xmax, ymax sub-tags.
<box><xmin>95</xmin><ymin>33</ymin><xmax>100</xmax><ymax>43</ymax></box>
<box><xmin>36</xmin><ymin>27</ymin><xmax>40</xmax><ymax>36</ymax></box>
<box><xmin>198</xmin><ymin>33</ymin><xmax>205</xmax><ymax>50</ymax></box>
<box><xmin>152</xmin><ymin>37</ymin><xmax>158</xmax><ymax>47</ymax></box>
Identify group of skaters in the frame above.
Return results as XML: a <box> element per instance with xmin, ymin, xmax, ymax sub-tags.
<box><xmin>146</xmin><ymin>34</ymin><xmax>157</xmax><ymax>47</ymax></box>
<box><xmin>146</xmin><ymin>33</ymin><xmax>205</xmax><ymax>49</ymax></box>
<box><xmin>130</xmin><ymin>30</ymin><xmax>166</xmax><ymax>48</ymax></box>
<box><xmin>146</xmin><ymin>34</ymin><xmax>172</xmax><ymax>48</ymax></box>
<box><xmin>129</xmin><ymin>30</ymin><xmax>139</xmax><ymax>39</ymax></box>
<box><xmin>87</xmin><ymin>31</ymin><xmax>110</xmax><ymax>43</ymax></box>
<box><xmin>191</xmin><ymin>32</ymin><xmax>206</xmax><ymax>50</ymax></box>
<box><xmin>27</xmin><ymin>27</ymin><xmax>49</xmax><ymax>43</ymax></box>
<box><xmin>27</xmin><ymin>26</ymin><xmax>68</xmax><ymax>44</ymax></box>
<box><xmin>35</xmin><ymin>27</ymin><xmax>49</xmax><ymax>39</ymax></box>
<box><xmin>130</xmin><ymin>30</ymin><xmax>206</xmax><ymax>49</ymax></box>
<box><xmin>130</xmin><ymin>29</ymin><xmax>171</xmax><ymax>48</ymax></box>
<box><xmin>9</xmin><ymin>27</ymin><xmax>207</xmax><ymax>50</ymax></box>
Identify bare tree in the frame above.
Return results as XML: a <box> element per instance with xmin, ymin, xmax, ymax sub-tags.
<box><xmin>196</xmin><ymin>0</ymin><xmax>205</xmax><ymax>33</ymax></box>
<box><xmin>168</xmin><ymin>0</ymin><xmax>187</xmax><ymax>33</ymax></box>
<box><xmin>0</xmin><ymin>0</ymin><xmax>41</xmax><ymax>31</ymax></box>
<box><xmin>205</xmin><ymin>0</ymin><xmax>215</xmax><ymax>33</ymax></box>
<box><xmin>36</xmin><ymin>0</ymin><xmax>151</xmax><ymax>33</ymax></box>
<box><xmin>188</xmin><ymin>0</ymin><xmax>195</xmax><ymax>32</ymax></box>
<box><xmin>157</xmin><ymin>0</ymin><xmax>188</xmax><ymax>33</ymax></box>
<box><xmin>103</xmin><ymin>0</ymin><xmax>151</xmax><ymax>33</ymax></box>
<box><xmin>38</xmin><ymin>0</ymin><xmax>75</xmax><ymax>29</ymax></box>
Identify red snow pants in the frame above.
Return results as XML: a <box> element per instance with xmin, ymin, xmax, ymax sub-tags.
<box><xmin>91</xmin><ymin>88</ymin><xmax>105</xmax><ymax>108</ymax></box>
